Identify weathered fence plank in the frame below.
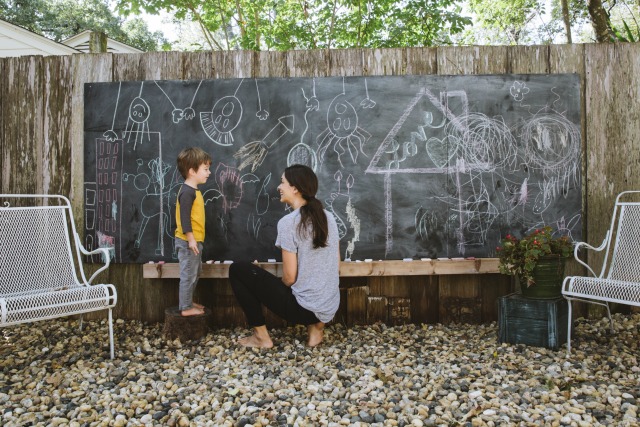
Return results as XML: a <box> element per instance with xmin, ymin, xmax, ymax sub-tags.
<box><xmin>0</xmin><ymin>58</ymin><xmax>6</xmax><ymax>193</ymax></box>
<box><xmin>43</xmin><ymin>55</ymin><xmax>73</xmax><ymax>196</ymax></box>
<box><xmin>4</xmin><ymin>56</ymin><xmax>44</xmax><ymax>195</ymax></box>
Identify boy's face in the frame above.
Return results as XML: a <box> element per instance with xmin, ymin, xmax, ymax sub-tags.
<box><xmin>190</xmin><ymin>162</ymin><xmax>211</xmax><ymax>185</ymax></box>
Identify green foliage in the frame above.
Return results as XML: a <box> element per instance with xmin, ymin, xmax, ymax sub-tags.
<box><xmin>0</xmin><ymin>0</ymin><xmax>166</xmax><ymax>51</ymax></box>
<box><xmin>497</xmin><ymin>226</ymin><xmax>573</xmax><ymax>287</ymax></box>
<box><xmin>116</xmin><ymin>0</ymin><xmax>471</xmax><ymax>51</ymax></box>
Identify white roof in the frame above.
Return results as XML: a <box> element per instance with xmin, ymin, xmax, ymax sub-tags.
<box><xmin>63</xmin><ymin>30</ymin><xmax>143</xmax><ymax>54</ymax></box>
<box><xmin>0</xmin><ymin>19</ymin><xmax>143</xmax><ymax>58</ymax></box>
<box><xmin>0</xmin><ymin>19</ymin><xmax>79</xmax><ymax>57</ymax></box>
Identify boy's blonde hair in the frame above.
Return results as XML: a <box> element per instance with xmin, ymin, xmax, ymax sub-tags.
<box><xmin>177</xmin><ymin>147</ymin><xmax>212</xmax><ymax>179</ymax></box>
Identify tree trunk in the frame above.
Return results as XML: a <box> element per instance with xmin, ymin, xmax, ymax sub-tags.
<box><xmin>561</xmin><ymin>0</ymin><xmax>572</xmax><ymax>43</ymax></box>
<box><xmin>587</xmin><ymin>0</ymin><xmax>613</xmax><ymax>42</ymax></box>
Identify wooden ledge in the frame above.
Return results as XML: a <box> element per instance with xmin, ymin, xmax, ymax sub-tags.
<box><xmin>143</xmin><ymin>259</ymin><xmax>500</xmax><ymax>279</ymax></box>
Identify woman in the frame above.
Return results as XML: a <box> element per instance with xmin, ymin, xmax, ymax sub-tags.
<box><xmin>229</xmin><ymin>164</ymin><xmax>340</xmax><ymax>348</ymax></box>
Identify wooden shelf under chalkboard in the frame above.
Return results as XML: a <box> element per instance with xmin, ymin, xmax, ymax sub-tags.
<box><xmin>143</xmin><ymin>258</ymin><xmax>500</xmax><ymax>279</ymax></box>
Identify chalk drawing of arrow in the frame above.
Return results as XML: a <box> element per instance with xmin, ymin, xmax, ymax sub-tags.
<box><xmin>234</xmin><ymin>115</ymin><xmax>295</xmax><ymax>172</ymax></box>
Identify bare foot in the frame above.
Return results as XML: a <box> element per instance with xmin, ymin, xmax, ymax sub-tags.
<box><xmin>307</xmin><ymin>322</ymin><xmax>325</xmax><ymax>347</ymax></box>
<box><xmin>238</xmin><ymin>334</ymin><xmax>273</xmax><ymax>348</ymax></box>
<box><xmin>193</xmin><ymin>302</ymin><xmax>205</xmax><ymax>309</ymax></box>
<box><xmin>181</xmin><ymin>307</ymin><xmax>204</xmax><ymax>316</ymax></box>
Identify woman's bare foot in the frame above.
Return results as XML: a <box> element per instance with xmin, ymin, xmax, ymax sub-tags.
<box><xmin>181</xmin><ymin>307</ymin><xmax>204</xmax><ymax>316</ymax></box>
<box><xmin>238</xmin><ymin>334</ymin><xmax>274</xmax><ymax>348</ymax></box>
<box><xmin>193</xmin><ymin>302</ymin><xmax>205</xmax><ymax>309</ymax></box>
<box><xmin>238</xmin><ymin>326</ymin><xmax>273</xmax><ymax>348</ymax></box>
<box><xmin>307</xmin><ymin>322</ymin><xmax>325</xmax><ymax>347</ymax></box>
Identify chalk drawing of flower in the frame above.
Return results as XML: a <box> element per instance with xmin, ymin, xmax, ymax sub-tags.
<box><xmin>510</xmin><ymin>81</ymin><xmax>530</xmax><ymax>102</ymax></box>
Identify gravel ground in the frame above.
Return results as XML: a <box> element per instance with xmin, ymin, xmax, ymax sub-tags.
<box><xmin>0</xmin><ymin>313</ymin><xmax>639</xmax><ymax>426</ymax></box>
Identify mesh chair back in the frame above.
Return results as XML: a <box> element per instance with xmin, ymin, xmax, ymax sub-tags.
<box><xmin>607</xmin><ymin>204</ymin><xmax>640</xmax><ymax>282</ymax></box>
<box><xmin>0</xmin><ymin>206</ymin><xmax>80</xmax><ymax>296</ymax></box>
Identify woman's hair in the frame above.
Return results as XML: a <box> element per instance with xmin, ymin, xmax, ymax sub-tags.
<box><xmin>284</xmin><ymin>164</ymin><xmax>328</xmax><ymax>248</ymax></box>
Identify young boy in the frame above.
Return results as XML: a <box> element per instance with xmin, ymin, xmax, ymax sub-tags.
<box><xmin>175</xmin><ymin>147</ymin><xmax>212</xmax><ymax>316</ymax></box>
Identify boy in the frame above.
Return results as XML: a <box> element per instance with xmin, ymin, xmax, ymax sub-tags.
<box><xmin>175</xmin><ymin>147</ymin><xmax>212</xmax><ymax>316</ymax></box>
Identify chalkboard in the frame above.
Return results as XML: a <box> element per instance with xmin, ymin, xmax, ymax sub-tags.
<box><xmin>83</xmin><ymin>74</ymin><xmax>582</xmax><ymax>263</ymax></box>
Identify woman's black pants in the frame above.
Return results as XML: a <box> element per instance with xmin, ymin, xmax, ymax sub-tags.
<box><xmin>229</xmin><ymin>261</ymin><xmax>320</xmax><ymax>327</ymax></box>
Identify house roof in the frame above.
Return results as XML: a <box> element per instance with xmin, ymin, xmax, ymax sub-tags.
<box><xmin>0</xmin><ymin>18</ymin><xmax>79</xmax><ymax>57</ymax></box>
<box><xmin>0</xmin><ymin>18</ymin><xmax>143</xmax><ymax>58</ymax></box>
<box><xmin>63</xmin><ymin>30</ymin><xmax>143</xmax><ymax>54</ymax></box>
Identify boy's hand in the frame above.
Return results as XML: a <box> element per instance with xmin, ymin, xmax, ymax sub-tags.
<box><xmin>187</xmin><ymin>235</ymin><xmax>199</xmax><ymax>255</ymax></box>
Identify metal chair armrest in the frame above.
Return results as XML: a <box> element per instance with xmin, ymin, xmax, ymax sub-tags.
<box><xmin>76</xmin><ymin>233</ymin><xmax>111</xmax><ymax>284</ymax></box>
<box><xmin>572</xmin><ymin>231</ymin><xmax>609</xmax><ymax>278</ymax></box>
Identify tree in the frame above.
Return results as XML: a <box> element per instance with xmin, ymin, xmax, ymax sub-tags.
<box><xmin>0</xmin><ymin>0</ymin><xmax>166</xmax><ymax>51</ymax></box>
<box><xmin>115</xmin><ymin>0</ymin><xmax>472</xmax><ymax>51</ymax></box>
<box><xmin>586</xmin><ymin>0</ymin><xmax>640</xmax><ymax>42</ymax></box>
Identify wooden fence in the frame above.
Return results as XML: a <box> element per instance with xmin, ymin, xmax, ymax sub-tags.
<box><xmin>2</xmin><ymin>44</ymin><xmax>640</xmax><ymax>326</ymax></box>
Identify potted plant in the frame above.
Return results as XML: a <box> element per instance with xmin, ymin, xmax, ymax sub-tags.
<box><xmin>497</xmin><ymin>226</ymin><xmax>573</xmax><ymax>299</ymax></box>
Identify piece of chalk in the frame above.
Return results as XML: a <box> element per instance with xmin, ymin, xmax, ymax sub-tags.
<box><xmin>355</xmin><ymin>260</ymin><xmax>362</xmax><ymax>263</ymax></box>
<box><xmin>466</xmin><ymin>257</ymin><xmax>476</xmax><ymax>260</ymax></box>
<box><xmin>214</xmin><ymin>260</ymin><xmax>221</xmax><ymax>264</ymax></box>
<box><xmin>205</xmin><ymin>260</ymin><xmax>213</xmax><ymax>264</ymax></box>
<box><xmin>157</xmin><ymin>261</ymin><xmax>165</xmax><ymax>265</ymax></box>
<box><xmin>268</xmin><ymin>258</ymin><xmax>276</xmax><ymax>263</ymax></box>
<box><xmin>452</xmin><ymin>257</ymin><xmax>464</xmax><ymax>260</ymax></box>
<box><xmin>223</xmin><ymin>260</ymin><xmax>233</xmax><ymax>264</ymax></box>
<box><xmin>148</xmin><ymin>261</ymin><xmax>154</xmax><ymax>264</ymax></box>
<box><xmin>403</xmin><ymin>258</ymin><xmax>413</xmax><ymax>262</ymax></box>
<box><xmin>420</xmin><ymin>258</ymin><xmax>429</xmax><ymax>261</ymax></box>
<box><xmin>344</xmin><ymin>258</ymin><xmax>352</xmax><ymax>262</ymax></box>
<box><xmin>364</xmin><ymin>258</ymin><xmax>373</xmax><ymax>262</ymax></box>
<box><xmin>437</xmin><ymin>257</ymin><xmax>448</xmax><ymax>261</ymax></box>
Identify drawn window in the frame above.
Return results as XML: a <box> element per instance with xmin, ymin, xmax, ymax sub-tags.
<box><xmin>85</xmin><ymin>189</ymin><xmax>96</xmax><ymax>206</ymax></box>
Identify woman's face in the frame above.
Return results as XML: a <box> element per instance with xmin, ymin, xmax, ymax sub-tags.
<box><xmin>277</xmin><ymin>173</ymin><xmax>297</xmax><ymax>206</ymax></box>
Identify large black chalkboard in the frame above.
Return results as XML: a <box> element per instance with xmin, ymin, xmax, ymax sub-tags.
<box><xmin>83</xmin><ymin>74</ymin><xmax>582</xmax><ymax>263</ymax></box>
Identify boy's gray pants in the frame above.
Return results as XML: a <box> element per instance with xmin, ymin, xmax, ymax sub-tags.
<box><xmin>176</xmin><ymin>238</ymin><xmax>203</xmax><ymax>310</ymax></box>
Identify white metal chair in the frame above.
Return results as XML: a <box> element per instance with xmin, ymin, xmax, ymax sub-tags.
<box><xmin>0</xmin><ymin>194</ymin><xmax>118</xmax><ymax>359</ymax></box>
<box><xmin>562</xmin><ymin>190</ymin><xmax>640</xmax><ymax>355</ymax></box>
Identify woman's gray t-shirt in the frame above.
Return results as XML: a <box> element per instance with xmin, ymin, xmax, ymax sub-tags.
<box><xmin>275</xmin><ymin>208</ymin><xmax>340</xmax><ymax>323</ymax></box>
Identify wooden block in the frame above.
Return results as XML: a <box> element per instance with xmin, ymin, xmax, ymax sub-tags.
<box><xmin>439</xmin><ymin>275</ymin><xmax>481</xmax><ymax>324</ymax></box>
<box><xmin>347</xmin><ymin>286</ymin><xmax>369</xmax><ymax>326</ymax></box>
<box><xmin>498</xmin><ymin>294</ymin><xmax>568</xmax><ymax>350</ymax></box>
<box><xmin>388</xmin><ymin>298</ymin><xmax>411</xmax><ymax>326</ymax></box>
<box><xmin>367</xmin><ymin>296</ymin><xmax>388</xmax><ymax>324</ymax></box>
<box><xmin>410</xmin><ymin>277</ymin><xmax>439</xmax><ymax>324</ymax></box>
<box><xmin>163</xmin><ymin>306</ymin><xmax>211</xmax><ymax>341</ymax></box>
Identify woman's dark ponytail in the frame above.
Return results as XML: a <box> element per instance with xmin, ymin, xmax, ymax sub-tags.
<box><xmin>284</xmin><ymin>165</ymin><xmax>328</xmax><ymax>248</ymax></box>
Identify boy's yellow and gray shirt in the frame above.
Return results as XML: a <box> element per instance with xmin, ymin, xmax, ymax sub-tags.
<box><xmin>175</xmin><ymin>184</ymin><xmax>205</xmax><ymax>242</ymax></box>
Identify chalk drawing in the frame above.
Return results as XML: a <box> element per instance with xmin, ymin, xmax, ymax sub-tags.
<box><xmin>154</xmin><ymin>80</ymin><xmax>202</xmax><ymax>123</ymax></box>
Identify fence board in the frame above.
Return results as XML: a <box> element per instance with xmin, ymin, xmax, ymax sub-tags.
<box><xmin>405</xmin><ymin>47</ymin><xmax>438</xmax><ymax>75</ymax></box>
<box><xmin>43</xmin><ymin>55</ymin><xmax>73</xmax><ymax>196</ymax></box>
<box><xmin>0</xmin><ymin>58</ymin><xmax>5</xmax><ymax>193</ymax></box>
<box><xmin>331</xmin><ymin>48</ymin><xmax>364</xmax><ymax>76</ymax></box>
<box><xmin>508</xmin><ymin>45</ymin><xmax>549</xmax><ymax>74</ymax></box>
<box><xmin>182</xmin><ymin>52</ymin><xmax>214</xmax><ymax>80</ymax></box>
<box><xmin>257</xmin><ymin>51</ymin><xmax>289</xmax><ymax>78</ymax></box>
<box><xmin>287</xmin><ymin>50</ymin><xmax>330</xmax><ymax>78</ymax></box>
<box><xmin>141</xmin><ymin>51</ymin><xmax>184</xmax><ymax>80</ymax></box>
<box><xmin>4</xmin><ymin>56</ymin><xmax>44</xmax><ymax>195</ymax></box>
